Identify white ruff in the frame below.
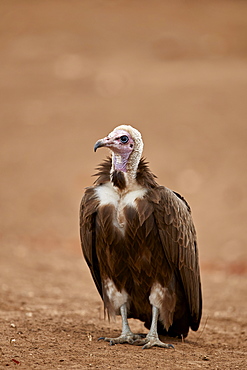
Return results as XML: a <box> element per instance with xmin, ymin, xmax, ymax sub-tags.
<box><xmin>95</xmin><ymin>183</ymin><xmax>119</xmax><ymax>207</ymax></box>
<box><xmin>95</xmin><ymin>182</ymin><xmax>147</xmax><ymax>231</ymax></box>
<box><xmin>121</xmin><ymin>188</ymin><xmax>147</xmax><ymax>206</ymax></box>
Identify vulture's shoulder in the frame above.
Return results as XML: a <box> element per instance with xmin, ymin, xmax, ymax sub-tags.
<box><xmin>136</xmin><ymin>159</ymin><xmax>191</xmax><ymax>213</ymax></box>
<box><xmin>147</xmin><ymin>185</ymin><xmax>192</xmax><ymax>215</ymax></box>
<box><xmin>80</xmin><ymin>185</ymin><xmax>100</xmax><ymax>220</ymax></box>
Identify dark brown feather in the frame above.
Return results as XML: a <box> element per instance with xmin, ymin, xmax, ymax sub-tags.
<box><xmin>80</xmin><ymin>156</ymin><xmax>202</xmax><ymax>337</ymax></box>
<box><xmin>111</xmin><ymin>170</ymin><xmax>126</xmax><ymax>190</ymax></box>
<box><xmin>151</xmin><ymin>186</ymin><xmax>202</xmax><ymax>331</ymax></box>
<box><xmin>93</xmin><ymin>157</ymin><xmax>111</xmax><ymax>185</ymax></box>
<box><xmin>93</xmin><ymin>156</ymin><xmax>159</xmax><ymax>189</ymax></box>
<box><xmin>79</xmin><ymin>189</ymin><xmax>102</xmax><ymax>298</ymax></box>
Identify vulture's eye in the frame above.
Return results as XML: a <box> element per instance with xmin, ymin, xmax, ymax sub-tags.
<box><xmin>120</xmin><ymin>135</ymin><xmax>129</xmax><ymax>144</ymax></box>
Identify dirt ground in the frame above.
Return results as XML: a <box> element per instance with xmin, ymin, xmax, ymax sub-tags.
<box><xmin>0</xmin><ymin>1</ymin><xmax>247</xmax><ymax>369</ymax></box>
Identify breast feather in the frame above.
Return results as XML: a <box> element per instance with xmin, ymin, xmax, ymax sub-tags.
<box><xmin>95</xmin><ymin>182</ymin><xmax>119</xmax><ymax>207</ymax></box>
<box><xmin>96</xmin><ymin>183</ymin><xmax>147</xmax><ymax>232</ymax></box>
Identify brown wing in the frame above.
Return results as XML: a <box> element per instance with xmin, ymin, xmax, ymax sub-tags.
<box><xmin>79</xmin><ymin>186</ymin><xmax>103</xmax><ymax>298</ymax></box>
<box><xmin>151</xmin><ymin>186</ymin><xmax>202</xmax><ymax>331</ymax></box>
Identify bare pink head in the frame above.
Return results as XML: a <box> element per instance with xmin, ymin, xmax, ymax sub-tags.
<box><xmin>94</xmin><ymin>125</ymin><xmax>143</xmax><ymax>173</ymax></box>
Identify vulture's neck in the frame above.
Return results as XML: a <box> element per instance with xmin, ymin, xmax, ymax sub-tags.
<box><xmin>94</xmin><ymin>157</ymin><xmax>158</xmax><ymax>190</ymax></box>
<box><xmin>111</xmin><ymin>152</ymin><xmax>140</xmax><ymax>191</ymax></box>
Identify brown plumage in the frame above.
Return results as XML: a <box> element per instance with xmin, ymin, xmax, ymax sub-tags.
<box><xmin>80</xmin><ymin>125</ymin><xmax>202</xmax><ymax>348</ymax></box>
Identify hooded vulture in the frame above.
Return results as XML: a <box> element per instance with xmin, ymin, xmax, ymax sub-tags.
<box><xmin>80</xmin><ymin>125</ymin><xmax>202</xmax><ymax>349</ymax></box>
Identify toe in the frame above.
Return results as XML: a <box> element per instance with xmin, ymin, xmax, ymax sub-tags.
<box><xmin>168</xmin><ymin>343</ymin><xmax>175</xmax><ymax>349</ymax></box>
<box><xmin>99</xmin><ymin>333</ymin><xmax>141</xmax><ymax>346</ymax></box>
<box><xmin>132</xmin><ymin>338</ymin><xmax>148</xmax><ymax>346</ymax></box>
<box><xmin>141</xmin><ymin>337</ymin><xmax>175</xmax><ymax>349</ymax></box>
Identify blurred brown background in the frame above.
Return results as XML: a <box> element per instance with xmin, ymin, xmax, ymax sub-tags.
<box><xmin>0</xmin><ymin>1</ymin><xmax>247</xmax><ymax>368</ymax></box>
<box><xmin>1</xmin><ymin>0</ymin><xmax>246</xmax><ymax>269</ymax></box>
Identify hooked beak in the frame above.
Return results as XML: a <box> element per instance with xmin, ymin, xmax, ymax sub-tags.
<box><xmin>94</xmin><ymin>139</ymin><xmax>105</xmax><ymax>152</ymax></box>
<box><xmin>94</xmin><ymin>135</ymin><xmax>115</xmax><ymax>152</ymax></box>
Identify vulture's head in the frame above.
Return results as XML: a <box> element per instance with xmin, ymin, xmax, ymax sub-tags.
<box><xmin>94</xmin><ymin>125</ymin><xmax>143</xmax><ymax>175</ymax></box>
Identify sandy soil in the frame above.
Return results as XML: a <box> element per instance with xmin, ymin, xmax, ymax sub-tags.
<box><xmin>0</xmin><ymin>1</ymin><xmax>247</xmax><ymax>368</ymax></box>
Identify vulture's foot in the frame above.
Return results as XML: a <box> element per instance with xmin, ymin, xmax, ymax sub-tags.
<box><xmin>98</xmin><ymin>303</ymin><xmax>145</xmax><ymax>346</ymax></box>
<box><xmin>98</xmin><ymin>333</ymin><xmax>144</xmax><ymax>346</ymax></box>
<box><xmin>134</xmin><ymin>306</ymin><xmax>175</xmax><ymax>349</ymax></box>
<box><xmin>133</xmin><ymin>335</ymin><xmax>175</xmax><ymax>350</ymax></box>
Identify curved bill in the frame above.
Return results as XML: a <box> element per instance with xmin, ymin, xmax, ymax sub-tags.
<box><xmin>94</xmin><ymin>139</ymin><xmax>106</xmax><ymax>152</ymax></box>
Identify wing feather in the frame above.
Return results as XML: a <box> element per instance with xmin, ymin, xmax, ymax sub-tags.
<box><xmin>79</xmin><ymin>187</ymin><xmax>103</xmax><ymax>298</ymax></box>
<box><xmin>151</xmin><ymin>186</ymin><xmax>202</xmax><ymax>330</ymax></box>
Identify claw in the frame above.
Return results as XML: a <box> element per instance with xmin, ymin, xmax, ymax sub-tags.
<box><xmin>97</xmin><ymin>304</ymin><xmax>175</xmax><ymax>349</ymax></box>
<box><xmin>143</xmin><ymin>339</ymin><xmax>175</xmax><ymax>350</ymax></box>
<box><xmin>98</xmin><ymin>333</ymin><xmax>144</xmax><ymax>346</ymax></box>
<box><xmin>133</xmin><ymin>335</ymin><xmax>175</xmax><ymax>349</ymax></box>
<box><xmin>168</xmin><ymin>344</ymin><xmax>175</xmax><ymax>349</ymax></box>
